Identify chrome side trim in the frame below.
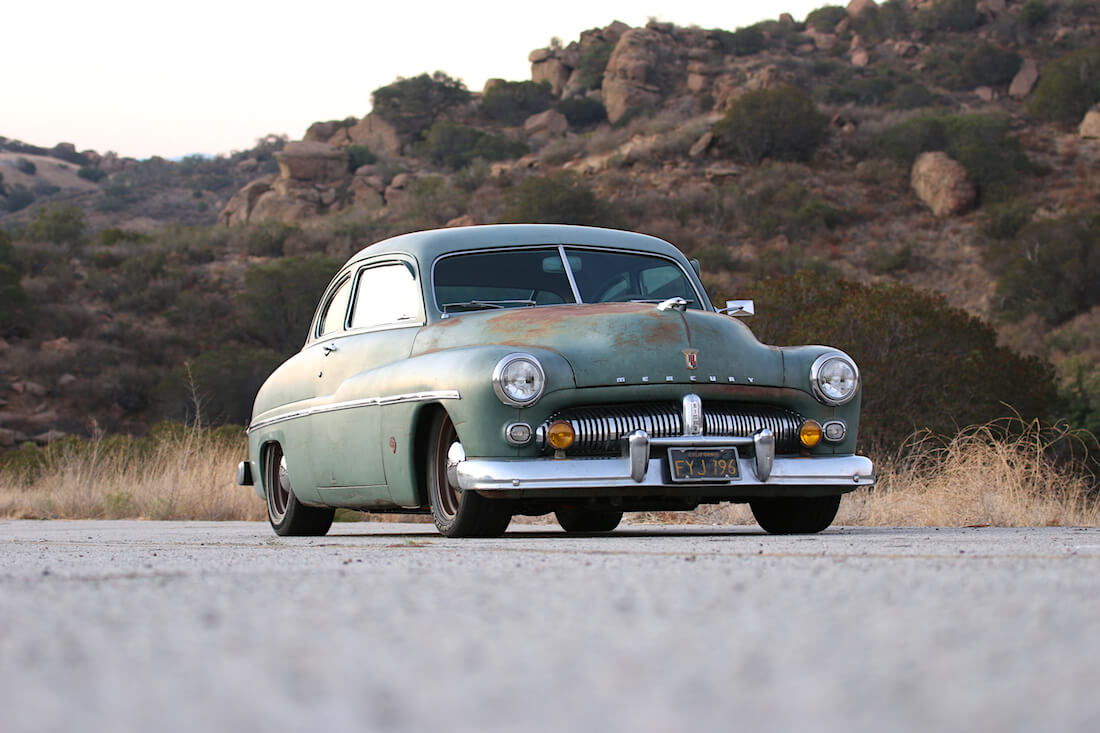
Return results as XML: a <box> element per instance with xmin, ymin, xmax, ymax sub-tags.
<box><xmin>247</xmin><ymin>390</ymin><xmax>461</xmax><ymax>434</ymax></box>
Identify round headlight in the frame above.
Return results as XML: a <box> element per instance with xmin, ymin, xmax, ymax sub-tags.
<box><xmin>492</xmin><ymin>353</ymin><xmax>546</xmax><ymax>407</ymax></box>
<box><xmin>810</xmin><ymin>353</ymin><xmax>859</xmax><ymax>406</ymax></box>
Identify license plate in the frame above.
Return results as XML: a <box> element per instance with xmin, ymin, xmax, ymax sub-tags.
<box><xmin>668</xmin><ymin>447</ymin><xmax>740</xmax><ymax>482</ymax></box>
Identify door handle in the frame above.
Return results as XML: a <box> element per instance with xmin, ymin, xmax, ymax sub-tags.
<box><xmin>322</xmin><ymin>343</ymin><xmax>338</xmax><ymax>356</ymax></box>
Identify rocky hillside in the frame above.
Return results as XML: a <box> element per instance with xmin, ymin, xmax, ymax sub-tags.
<box><xmin>1</xmin><ymin>0</ymin><xmax>1098</xmax><ymax>452</ymax></box>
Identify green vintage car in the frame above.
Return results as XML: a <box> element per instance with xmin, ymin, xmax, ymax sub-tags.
<box><xmin>238</xmin><ymin>224</ymin><xmax>874</xmax><ymax>537</ymax></box>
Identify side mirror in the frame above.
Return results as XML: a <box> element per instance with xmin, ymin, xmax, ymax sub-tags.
<box><xmin>722</xmin><ymin>299</ymin><xmax>755</xmax><ymax>317</ymax></box>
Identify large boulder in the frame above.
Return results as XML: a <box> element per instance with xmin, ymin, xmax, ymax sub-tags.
<box><xmin>847</xmin><ymin>0</ymin><xmax>877</xmax><ymax>16</ymax></box>
<box><xmin>1080</xmin><ymin>105</ymin><xmax>1100</xmax><ymax>139</ymax></box>
<box><xmin>601</xmin><ymin>28</ymin><xmax>667</xmax><ymax>123</ymax></box>
<box><xmin>1009</xmin><ymin>58</ymin><xmax>1039</xmax><ymax>99</ymax></box>
<box><xmin>249</xmin><ymin>191</ymin><xmax>320</xmax><ymax>223</ymax></box>
<box><xmin>275</xmin><ymin>141</ymin><xmax>348</xmax><ymax>182</ymax></box>
<box><xmin>530</xmin><ymin>52</ymin><xmax>571</xmax><ymax>97</ymax></box>
<box><xmin>217</xmin><ymin>175</ymin><xmax>276</xmax><ymax>226</ymax></box>
<box><xmin>911</xmin><ymin>152</ymin><xmax>976</xmax><ymax>217</ymax></box>
<box><xmin>345</xmin><ymin>113</ymin><xmax>402</xmax><ymax>158</ymax></box>
<box><xmin>524</xmin><ymin>109</ymin><xmax>569</xmax><ymax>141</ymax></box>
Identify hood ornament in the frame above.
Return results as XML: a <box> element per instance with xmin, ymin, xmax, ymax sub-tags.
<box><xmin>657</xmin><ymin>297</ymin><xmax>688</xmax><ymax>312</ymax></box>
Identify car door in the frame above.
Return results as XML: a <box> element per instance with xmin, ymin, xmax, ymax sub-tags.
<box><xmin>310</xmin><ymin>258</ymin><xmax>424</xmax><ymax>500</ymax></box>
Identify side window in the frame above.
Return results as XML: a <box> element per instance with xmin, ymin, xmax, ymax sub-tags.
<box><xmin>349</xmin><ymin>262</ymin><xmax>423</xmax><ymax>330</ymax></box>
<box><xmin>317</xmin><ymin>276</ymin><xmax>352</xmax><ymax>338</ymax></box>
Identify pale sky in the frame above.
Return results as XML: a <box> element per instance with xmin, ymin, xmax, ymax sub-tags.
<box><xmin>5</xmin><ymin>1</ymin><xmax>829</xmax><ymax>159</ymax></box>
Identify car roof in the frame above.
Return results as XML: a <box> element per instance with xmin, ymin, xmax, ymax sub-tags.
<box><xmin>343</xmin><ymin>224</ymin><xmax>687</xmax><ymax>269</ymax></box>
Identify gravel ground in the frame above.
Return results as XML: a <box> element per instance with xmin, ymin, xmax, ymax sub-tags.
<box><xmin>1</xmin><ymin>520</ymin><xmax>1099</xmax><ymax>733</ymax></box>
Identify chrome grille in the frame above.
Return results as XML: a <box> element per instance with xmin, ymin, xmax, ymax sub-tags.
<box><xmin>540</xmin><ymin>402</ymin><xmax>805</xmax><ymax>455</ymax></box>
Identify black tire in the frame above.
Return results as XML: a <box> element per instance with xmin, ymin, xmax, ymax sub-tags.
<box><xmin>750</xmin><ymin>495</ymin><xmax>841</xmax><ymax>535</ymax></box>
<box><xmin>264</xmin><ymin>443</ymin><xmax>334</xmax><ymax>537</ymax></box>
<box><xmin>426</xmin><ymin>411</ymin><xmax>512</xmax><ymax>538</ymax></box>
<box><xmin>555</xmin><ymin>508</ymin><xmax>623</xmax><ymax>533</ymax></box>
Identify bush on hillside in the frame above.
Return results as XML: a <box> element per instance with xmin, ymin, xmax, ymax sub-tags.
<box><xmin>1027</xmin><ymin>48</ymin><xmax>1100</xmax><ymax>125</ymax></box>
<box><xmin>877</xmin><ymin>114</ymin><xmax>1031</xmax><ymax>200</ymax></box>
<box><xmin>984</xmin><ymin>211</ymin><xmax>1100</xmax><ymax>325</ymax></box>
<box><xmin>744</xmin><ymin>271</ymin><xmax>1057</xmax><ymax>451</ymax></box>
<box><xmin>889</xmin><ymin>82</ymin><xmax>937</xmax><ymax>109</ymax></box>
<box><xmin>0</xmin><ymin>264</ymin><xmax>33</xmax><ymax>337</ymax></box>
<box><xmin>414</xmin><ymin>122</ymin><xmax>528</xmax><ymax>170</ymax></box>
<box><xmin>239</xmin><ymin>255</ymin><xmax>341</xmax><ymax>355</ymax></box>
<box><xmin>498</xmin><ymin>173</ymin><xmax>613</xmax><ymax>226</ymax></box>
<box><xmin>577</xmin><ymin>41</ymin><xmax>614</xmax><ymax>89</ymax></box>
<box><xmin>240</xmin><ymin>220</ymin><xmax>298</xmax><ymax>257</ymax></box>
<box><xmin>712</xmin><ymin>86</ymin><xmax>828</xmax><ymax>165</ymax></box>
<box><xmin>805</xmin><ymin>6</ymin><xmax>847</xmax><ymax>33</ymax></box>
<box><xmin>27</xmin><ymin>203</ymin><xmax>87</xmax><ymax>248</ymax></box>
<box><xmin>480</xmin><ymin>81</ymin><xmax>553</xmax><ymax>126</ymax></box>
<box><xmin>370</xmin><ymin>72</ymin><xmax>472</xmax><ymax>143</ymax></box>
<box><xmin>156</xmin><ymin>347</ymin><xmax>285</xmax><ymax>426</ymax></box>
<box><xmin>554</xmin><ymin>97</ymin><xmax>607</xmax><ymax>128</ymax></box>
<box><xmin>922</xmin><ymin>40</ymin><xmax>1020</xmax><ymax>91</ymax></box>
<box><xmin>345</xmin><ymin>144</ymin><xmax>377</xmax><ymax>172</ymax></box>
<box><xmin>16</xmin><ymin>158</ymin><xmax>36</xmax><ymax>175</ymax></box>
<box><xmin>1019</xmin><ymin>0</ymin><xmax>1050</xmax><ymax>28</ymax></box>
<box><xmin>712</xmin><ymin>26</ymin><xmax>765</xmax><ymax>57</ymax></box>
<box><xmin>77</xmin><ymin>166</ymin><xmax>107</xmax><ymax>182</ymax></box>
<box><xmin>916</xmin><ymin>0</ymin><xmax>980</xmax><ymax>32</ymax></box>
<box><xmin>849</xmin><ymin>0</ymin><xmax>912</xmax><ymax>41</ymax></box>
<box><xmin>3</xmin><ymin>185</ymin><xmax>34</xmax><ymax>212</ymax></box>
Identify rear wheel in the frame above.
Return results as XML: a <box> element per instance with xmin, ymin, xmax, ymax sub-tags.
<box><xmin>264</xmin><ymin>443</ymin><xmax>334</xmax><ymax>537</ymax></box>
<box><xmin>555</xmin><ymin>508</ymin><xmax>623</xmax><ymax>533</ymax></box>
<box><xmin>750</xmin><ymin>495</ymin><xmax>841</xmax><ymax>535</ymax></box>
<box><xmin>427</xmin><ymin>412</ymin><xmax>512</xmax><ymax>538</ymax></box>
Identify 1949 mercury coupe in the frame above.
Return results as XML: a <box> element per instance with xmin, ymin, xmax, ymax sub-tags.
<box><xmin>237</xmin><ymin>224</ymin><xmax>874</xmax><ymax>537</ymax></box>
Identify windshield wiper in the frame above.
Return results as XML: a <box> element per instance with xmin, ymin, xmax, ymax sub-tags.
<box><xmin>441</xmin><ymin>299</ymin><xmax>537</xmax><ymax>313</ymax></box>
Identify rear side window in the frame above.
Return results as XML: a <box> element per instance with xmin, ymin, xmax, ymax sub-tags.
<box><xmin>349</xmin><ymin>263</ymin><xmax>423</xmax><ymax>329</ymax></box>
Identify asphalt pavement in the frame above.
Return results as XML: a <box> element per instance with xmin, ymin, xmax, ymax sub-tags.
<box><xmin>1</xmin><ymin>520</ymin><xmax>1098</xmax><ymax>733</ymax></box>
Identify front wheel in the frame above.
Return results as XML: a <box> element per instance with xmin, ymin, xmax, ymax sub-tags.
<box><xmin>426</xmin><ymin>412</ymin><xmax>512</xmax><ymax>538</ymax></box>
<box><xmin>264</xmin><ymin>443</ymin><xmax>334</xmax><ymax>537</ymax></box>
<box><xmin>750</xmin><ymin>495</ymin><xmax>841</xmax><ymax>535</ymax></box>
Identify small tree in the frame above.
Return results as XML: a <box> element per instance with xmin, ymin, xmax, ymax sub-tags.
<box><xmin>0</xmin><ymin>264</ymin><xmax>33</xmax><ymax>337</ymax></box>
<box><xmin>498</xmin><ymin>173</ymin><xmax>613</xmax><ymax>226</ymax></box>
<box><xmin>371</xmin><ymin>72</ymin><xmax>472</xmax><ymax>143</ymax></box>
<box><xmin>239</xmin><ymin>255</ymin><xmax>341</xmax><ymax>354</ymax></box>
<box><xmin>1027</xmin><ymin>48</ymin><xmax>1100</xmax><ymax>125</ymax></box>
<box><xmin>27</xmin><ymin>203</ymin><xmax>87</xmax><ymax>248</ymax></box>
<box><xmin>712</xmin><ymin>86</ymin><xmax>828</xmax><ymax>165</ymax></box>
<box><xmin>480</xmin><ymin>81</ymin><xmax>553</xmax><ymax>126</ymax></box>
<box><xmin>414</xmin><ymin>122</ymin><xmax>527</xmax><ymax>170</ymax></box>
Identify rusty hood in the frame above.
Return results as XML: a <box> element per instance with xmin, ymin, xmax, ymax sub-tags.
<box><xmin>411</xmin><ymin>303</ymin><xmax>784</xmax><ymax>388</ymax></box>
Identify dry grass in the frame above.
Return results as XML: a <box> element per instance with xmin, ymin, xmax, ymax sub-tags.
<box><xmin>0</xmin><ymin>425</ymin><xmax>264</xmax><ymax>521</ymax></box>
<box><xmin>1</xmin><ymin>419</ymin><xmax>1095</xmax><ymax>527</ymax></box>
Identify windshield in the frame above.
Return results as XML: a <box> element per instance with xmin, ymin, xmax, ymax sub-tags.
<box><xmin>433</xmin><ymin>246</ymin><xmax>703</xmax><ymax>314</ymax></box>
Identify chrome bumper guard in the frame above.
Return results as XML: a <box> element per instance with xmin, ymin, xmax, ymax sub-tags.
<box><xmin>453</xmin><ymin>429</ymin><xmax>875</xmax><ymax>492</ymax></box>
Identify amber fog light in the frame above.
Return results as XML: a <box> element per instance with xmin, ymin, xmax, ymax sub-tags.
<box><xmin>799</xmin><ymin>420</ymin><xmax>823</xmax><ymax>447</ymax></box>
<box><xmin>546</xmin><ymin>420</ymin><xmax>575</xmax><ymax>450</ymax></box>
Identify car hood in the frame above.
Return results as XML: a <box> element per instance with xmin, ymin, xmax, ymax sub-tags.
<box><xmin>411</xmin><ymin>303</ymin><xmax>784</xmax><ymax>388</ymax></box>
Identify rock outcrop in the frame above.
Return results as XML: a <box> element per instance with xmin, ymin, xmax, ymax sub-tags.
<box><xmin>1080</xmin><ymin>105</ymin><xmax>1100</xmax><ymax>139</ymax></box>
<box><xmin>1009</xmin><ymin>58</ymin><xmax>1039</xmax><ymax>99</ymax></box>
<box><xmin>911</xmin><ymin>152</ymin><xmax>976</xmax><ymax>217</ymax></box>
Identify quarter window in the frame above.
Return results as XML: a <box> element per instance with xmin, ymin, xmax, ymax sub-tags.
<box><xmin>318</xmin><ymin>276</ymin><xmax>352</xmax><ymax>337</ymax></box>
<box><xmin>349</xmin><ymin>263</ymin><xmax>423</xmax><ymax>329</ymax></box>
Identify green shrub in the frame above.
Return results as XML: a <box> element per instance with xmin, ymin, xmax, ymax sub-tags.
<box><xmin>3</xmin><ymin>185</ymin><xmax>34</xmax><ymax>212</ymax></box>
<box><xmin>1027</xmin><ymin>48</ymin><xmax>1100</xmax><ymax>125</ymax></box>
<box><xmin>889</xmin><ymin>82</ymin><xmax>936</xmax><ymax>109</ymax></box>
<box><xmin>345</xmin><ymin>144</ymin><xmax>377</xmax><ymax>172</ymax></box>
<box><xmin>77</xmin><ymin>166</ymin><xmax>107</xmax><ymax>182</ymax></box>
<box><xmin>554</xmin><ymin>97</ymin><xmax>608</xmax><ymax>128</ymax></box>
<box><xmin>850</xmin><ymin>0</ymin><xmax>912</xmax><ymax>40</ymax></box>
<box><xmin>1019</xmin><ymin>0</ymin><xmax>1050</xmax><ymax>28</ymax></box>
<box><xmin>730</xmin><ymin>174</ymin><xmax>851</xmax><ymax>240</ymax></box>
<box><xmin>498</xmin><ymin>173</ymin><xmax>613</xmax><ymax>226</ymax></box>
<box><xmin>712</xmin><ymin>26</ymin><xmax>765</xmax><ymax>56</ymax></box>
<box><xmin>156</xmin><ymin>347</ymin><xmax>285</xmax><ymax>425</ymax></box>
<box><xmin>712</xmin><ymin>86</ymin><xmax>828</xmax><ymax>165</ymax></box>
<box><xmin>0</xmin><ymin>264</ymin><xmax>33</xmax><ymax>337</ymax></box>
<box><xmin>239</xmin><ymin>255</ymin><xmax>341</xmax><ymax>354</ymax></box>
<box><xmin>241</xmin><ymin>220</ymin><xmax>298</xmax><ymax>257</ymax></box>
<box><xmin>877</xmin><ymin>114</ymin><xmax>1031</xmax><ymax>200</ymax></box>
<box><xmin>922</xmin><ymin>40</ymin><xmax>1021</xmax><ymax>91</ymax></box>
<box><xmin>984</xmin><ymin>212</ymin><xmax>1100</xmax><ymax>325</ymax></box>
<box><xmin>414</xmin><ymin>122</ymin><xmax>527</xmax><ymax>170</ymax></box>
<box><xmin>96</xmin><ymin>228</ymin><xmax>151</xmax><ymax>246</ymax></box>
<box><xmin>370</xmin><ymin>72</ymin><xmax>472</xmax><ymax>143</ymax></box>
<box><xmin>917</xmin><ymin>0</ymin><xmax>980</xmax><ymax>32</ymax></box>
<box><xmin>980</xmin><ymin>203</ymin><xmax>1032</xmax><ymax>240</ymax></box>
<box><xmin>0</xmin><ymin>228</ymin><xmax>17</xmax><ymax>272</ymax></box>
<box><xmin>26</xmin><ymin>203</ymin><xmax>87</xmax><ymax>247</ymax></box>
<box><xmin>823</xmin><ymin>73</ymin><xmax>897</xmax><ymax>106</ymax></box>
<box><xmin>480</xmin><ymin>81</ymin><xmax>553</xmax><ymax>126</ymax></box>
<box><xmin>805</xmin><ymin>6</ymin><xmax>848</xmax><ymax>32</ymax></box>
<box><xmin>16</xmin><ymin>158</ymin><xmax>36</xmax><ymax>175</ymax></box>
<box><xmin>578</xmin><ymin>41</ymin><xmax>614</xmax><ymax>89</ymax></box>
<box><xmin>744</xmin><ymin>271</ymin><xmax>1057</xmax><ymax>451</ymax></box>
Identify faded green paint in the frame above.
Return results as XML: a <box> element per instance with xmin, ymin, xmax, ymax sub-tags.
<box><xmin>246</xmin><ymin>224</ymin><xmax>869</xmax><ymax>511</ymax></box>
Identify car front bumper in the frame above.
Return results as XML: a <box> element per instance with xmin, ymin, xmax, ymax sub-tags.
<box><xmin>453</xmin><ymin>429</ymin><xmax>875</xmax><ymax>498</ymax></box>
